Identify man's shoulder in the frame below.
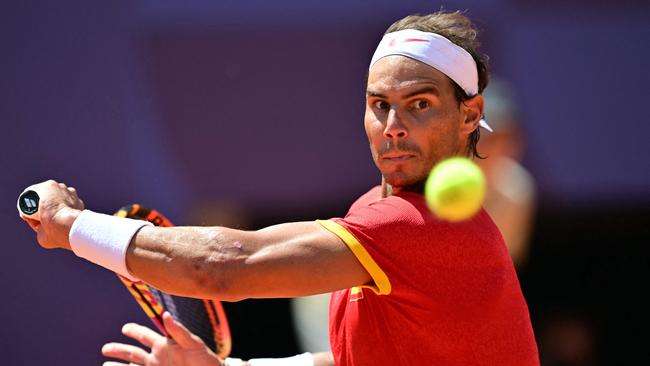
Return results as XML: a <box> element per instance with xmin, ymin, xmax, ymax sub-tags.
<box><xmin>343</xmin><ymin>186</ymin><xmax>503</xmax><ymax>243</ymax></box>
<box><xmin>348</xmin><ymin>185</ymin><xmax>383</xmax><ymax>211</ymax></box>
<box><xmin>342</xmin><ymin>188</ymin><xmax>431</xmax><ymax>233</ymax></box>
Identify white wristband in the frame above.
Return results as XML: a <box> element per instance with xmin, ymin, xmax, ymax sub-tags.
<box><xmin>69</xmin><ymin>210</ymin><xmax>152</xmax><ymax>281</ymax></box>
<box><xmin>248</xmin><ymin>353</ymin><xmax>314</xmax><ymax>366</ymax></box>
<box><xmin>224</xmin><ymin>358</ymin><xmax>245</xmax><ymax>366</ymax></box>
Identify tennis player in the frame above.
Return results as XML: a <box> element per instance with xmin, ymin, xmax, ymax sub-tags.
<box><xmin>20</xmin><ymin>10</ymin><xmax>539</xmax><ymax>366</ymax></box>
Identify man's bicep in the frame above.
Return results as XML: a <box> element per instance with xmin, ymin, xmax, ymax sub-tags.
<box><xmin>237</xmin><ymin>221</ymin><xmax>372</xmax><ymax>298</ymax></box>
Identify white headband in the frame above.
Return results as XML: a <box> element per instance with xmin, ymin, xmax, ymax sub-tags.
<box><xmin>370</xmin><ymin>29</ymin><xmax>492</xmax><ymax>132</ymax></box>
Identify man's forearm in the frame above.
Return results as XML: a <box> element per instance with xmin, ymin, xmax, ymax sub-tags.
<box><xmin>124</xmin><ymin>220</ymin><xmax>369</xmax><ymax>301</ymax></box>
<box><xmin>126</xmin><ymin>225</ymin><xmax>250</xmax><ymax>300</ymax></box>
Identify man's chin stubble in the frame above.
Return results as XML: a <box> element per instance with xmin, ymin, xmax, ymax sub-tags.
<box><xmin>383</xmin><ymin>174</ymin><xmax>427</xmax><ymax>195</ymax></box>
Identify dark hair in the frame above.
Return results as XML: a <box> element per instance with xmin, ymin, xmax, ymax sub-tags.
<box><xmin>385</xmin><ymin>11</ymin><xmax>489</xmax><ymax>158</ymax></box>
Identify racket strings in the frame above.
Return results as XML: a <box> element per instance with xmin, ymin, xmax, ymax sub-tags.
<box><xmin>115</xmin><ymin>204</ymin><xmax>232</xmax><ymax>357</ymax></box>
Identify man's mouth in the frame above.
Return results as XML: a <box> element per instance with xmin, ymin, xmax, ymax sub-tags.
<box><xmin>382</xmin><ymin>152</ymin><xmax>416</xmax><ymax>161</ymax></box>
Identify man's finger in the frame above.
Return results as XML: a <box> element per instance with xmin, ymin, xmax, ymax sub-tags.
<box><xmin>162</xmin><ymin>311</ymin><xmax>205</xmax><ymax>349</ymax></box>
<box><xmin>101</xmin><ymin>342</ymin><xmax>148</xmax><ymax>365</ymax></box>
<box><xmin>67</xmin><ymin>186</ymin><xmax>79</xmax><ymax>199</ymax></box>
<box><xmin>121</xmin><ymin>322</ymin><xmax>164</xmax><ymax>349</ymax></box>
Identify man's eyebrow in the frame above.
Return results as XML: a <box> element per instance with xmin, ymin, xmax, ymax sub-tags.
<box><xmin>366</xmin><ymin>90</ymin><xmax>386</xmax><ymax>98</ymax></box>
<box><xmin>402</xmin><ymin>86</ymin><xmax>440</xmax><ymax>99</ymax></box>
<box><xmin>366</xmin><ymin>86</ymin><xmax>440</xmax><ymax>99</ymax></box>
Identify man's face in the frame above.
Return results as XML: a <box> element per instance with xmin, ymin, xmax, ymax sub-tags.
<box><xmin>365</xmin><ymin>55</ymin><xmax>481</xmax><ymax>191</ymax></box>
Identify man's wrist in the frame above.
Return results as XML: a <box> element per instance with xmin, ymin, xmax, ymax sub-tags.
<box><xmin>225</xmin><ymin>353</ymin><xmax>313</xmax><ymax>366</ymax></box>
<box><xmin>68</xmin><ymin>210</ymin><xmax>151</xmax><ymax>280</ymax></box>
<box><xmin>53</xmin><ymin>207</ymin><xmax>82</xmax><ymax>250</ymax></box>
<box><xmin>223</xmin><ymin>358</ymin><xmax>247</xmax><ymax>366</ymax></box>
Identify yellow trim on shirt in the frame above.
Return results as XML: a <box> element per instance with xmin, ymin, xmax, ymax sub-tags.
<box><xmin>317</xmin><ymin>219</ymin><xmax>392</xmax><ymax>295</ymax></box>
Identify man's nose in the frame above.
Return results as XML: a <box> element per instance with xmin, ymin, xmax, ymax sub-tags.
<box><xmin>383</xmin><ymin>108</ymin><xmax>408</xmax><ymax>139</ymax></box>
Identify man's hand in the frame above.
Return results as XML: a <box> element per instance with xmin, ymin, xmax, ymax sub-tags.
<box><xmin>102</xmin><ymin>312</ymin><xmax>224</xmax><ymax>366</ymax></box>
<box><xmin>18</xmin><ymin>179</ymin><xmax>84</xmax><ymax>250</ymax></box>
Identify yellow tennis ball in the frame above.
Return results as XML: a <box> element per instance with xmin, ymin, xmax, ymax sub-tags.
<box><xmin>425</xmin><ymin>157</ymin><xmax>486</xmax><ymax>222</ymax></box>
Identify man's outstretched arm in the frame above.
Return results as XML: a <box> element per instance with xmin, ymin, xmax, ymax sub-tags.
<box><xmin>126</xmin><ymin>221</ymin><xmax>370</xmax><ymax>300</ymax></box>
<box><xmin>20</xmin><ymin>180</ymin><xmax>371</xmax><ymax>301</ymax></box>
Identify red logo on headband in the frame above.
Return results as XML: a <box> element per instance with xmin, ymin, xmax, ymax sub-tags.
<box><xmin>389</xmin><ymin>38</ymin><xmax>430</xmax><ymax>47</ymax></box>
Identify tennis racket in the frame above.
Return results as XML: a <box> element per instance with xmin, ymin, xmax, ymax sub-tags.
<box><xmin>113</xmin><ymin>203</ymin><xmax>232</xmax><ymax>358</ymax></box>
<box><xmin>17</xmin><ymin>190</ymin><xmax>232</xmax><ymax>358</ymax></box>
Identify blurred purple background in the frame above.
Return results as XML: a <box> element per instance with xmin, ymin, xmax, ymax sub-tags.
<box><xmin>2</xmin><ymin>1</ymin><xmax>649</xmax><ymax>364</ymax></box>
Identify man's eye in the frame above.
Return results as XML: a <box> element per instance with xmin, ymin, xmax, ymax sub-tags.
<box><xmin>412</xmin><ymin>100</ymin><xmax>429</xmax><ymax>110</ymax></box>
<box><xmin>373</xmin><ymin>100</ymin><xmax>389</xmax><ymax>110</ymax></box>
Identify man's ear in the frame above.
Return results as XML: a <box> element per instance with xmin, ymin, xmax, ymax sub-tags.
<box><xmin>460</xmin><ymin>94</ymin><xmax>484</xmax><ymax>135</ymax></box>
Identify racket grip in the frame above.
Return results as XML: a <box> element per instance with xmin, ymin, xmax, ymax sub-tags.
<box><xmin>17</xmin><ymin>190</ymin><xmax>41</xmax><ymax>221</ymax></box>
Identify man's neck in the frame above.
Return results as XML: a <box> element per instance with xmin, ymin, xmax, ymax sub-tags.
<box><xmin>381</xmin><ymin>178</ymin><xmax>425</xmax><ymax>198</ymax></box>
<box><xmin>381</xmin><ymin>178</ymin><xmax>393</xmax><ymax>198</ymax></box>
